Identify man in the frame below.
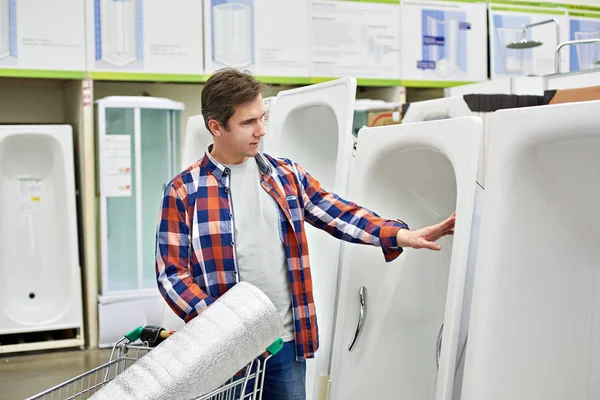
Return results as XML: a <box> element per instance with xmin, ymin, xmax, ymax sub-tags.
<box><xmin>155</xmin><ymin>68</ymin><xmax>455</xmax><ymax>399</ymax></box>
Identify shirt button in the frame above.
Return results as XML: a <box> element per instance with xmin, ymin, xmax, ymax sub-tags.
<box><xmin>229</xmin><ymin>213</ymin><xmax>233</xmax><ymax>218</ymax></box>
<box><xmin>233</xmin><ymin>270</ymin><xmax>238</xmax><ymax>275</ymax></box>
<box><xmin>224</xmin><ymin>187</ymin><xmax>229</xmax><ymax>193</ymax></box>
<box><xmin>231</xmin><ymin>241</ymin><xmax>235</xmax><ymax>246</ymax></box>
<box><xmin>224</xmin><ymin>168</ymin><xmax>230</xmax><ymax>175</ymax></box>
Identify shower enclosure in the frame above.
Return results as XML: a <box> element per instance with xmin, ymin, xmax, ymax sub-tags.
<box><xmin>95</xmin><ymin>96</ymin><xmax>184</xmax><ymax>346</ymax></box>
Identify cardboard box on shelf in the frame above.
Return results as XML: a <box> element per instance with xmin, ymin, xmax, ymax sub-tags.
<box><xmin>367</xmin><ymin>110</ymin><xmax>402</xmax><ymax>128</ymax></box>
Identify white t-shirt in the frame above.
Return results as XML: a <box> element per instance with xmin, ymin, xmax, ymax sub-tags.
<box><xmin>226</xmin><ymin>157</ymin><xmax>295</xmax><ymax>342</ymax></box>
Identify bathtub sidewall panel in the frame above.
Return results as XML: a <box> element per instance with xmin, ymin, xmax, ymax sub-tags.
<box><xmin>462</xmin><ymin>100</ymin><xmax>600</xmax><ymax>400</ymax></box>
<box><xmin>328</xmin><ymin>117</ymin><xmax>482</xmax><ymax>400</ymax></box>
<box><xmin>263</xmin><ymin>77</ymin><xmax>357</xmax><ymax>400</ymax></box>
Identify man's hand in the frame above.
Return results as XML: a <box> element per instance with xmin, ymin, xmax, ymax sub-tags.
<box><xmin>396</xmin><ymin>213</ymin><xmax>456</xmax><ymax>251</ymax></box>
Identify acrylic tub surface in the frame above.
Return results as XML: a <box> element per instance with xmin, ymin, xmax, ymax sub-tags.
<box><xmin>0</xmin><ymin>126</ymin><xmax>82</xmax><ymax>334</ymax></box>
<box><xmin>182</xmin><ymin>114</ymin><xmax>213</xmax><ymax>169</ymax></box>
<box><xmin>461</xmin><ymin>100</ymin><xmax>600</xmax><ymax>400</ymax></box>
<box><xmin>328</xmin><ymin>117</ymin><xmax>481</xmax><ymax>400</ymax></box>
<box><xmin>264</xmin><ymin>78</ymin><xmax>356</xmax><ymax>400</ymax></box>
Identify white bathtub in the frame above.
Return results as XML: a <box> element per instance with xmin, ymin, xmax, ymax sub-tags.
<box><xmin>181</xmin><ymin>114</ymin><xmax>212</xmax><ymax>170</ymax></box>
<box><xmin>263</xmin><ymin>78</ymin><xmax>357</xmax><ymax>400</ymax></box>
<box><xmin>327</xmin><ymin>117</ymin><xmax>482</xmax><ymax>400</ymax></box>
<box><xmin>0</xmin><ymin>125</ymin><xmax>83</xmax><ymax>335</ymax></box>
<box><xmin>401</xmin><ymin>94</ymin><xmax>546</xmax><ymax>188</ymax></box>
<box><xmin>461</xmin><ymin>100</ymin><xmax>600</xmax><ymax>400</ymax></box>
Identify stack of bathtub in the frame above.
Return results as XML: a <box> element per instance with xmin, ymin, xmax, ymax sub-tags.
<box><xmin>174</xmin><ymin>80</ymin><xmax>600</xmax><ymax>400</ymax></box>
<box><xmin>460</xmin><ymin>94</ymin><xmax>600</xmax><ymax>400</ymax></box>
<box><xmin>401</xmin><ymin>94</ymin><xmax>547</xmax><ymax>187</ymax></box>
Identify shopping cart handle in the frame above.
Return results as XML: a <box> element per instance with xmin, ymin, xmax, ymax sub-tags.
<box><xmin>266</xmin><ymin>338</ymin><xmax>284</xmax><ymax>356</ymax></box>
<box><xmin>124</xmin><ymin>326</ymin><xmax>144</xmax><ymax>342</ymax></box>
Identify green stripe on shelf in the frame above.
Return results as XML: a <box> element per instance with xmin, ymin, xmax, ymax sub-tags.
<box><xmin>90</xmin><ymin>73</ymin><xmax>399</xmax><ymax>86</ymax></box>
<box><xmin>491</xmin><ymin>6</ymin><xmax>566</xmax><ymax>15</ymax></box>
<box><xmin>0</xmin><ymin>69</ymin><xmax>86</xmax><ymax>79</ymax></box>
<box><xmin>356</xmin><ymin>78</ymin><xmax>402</xmax><ymax>86</ymax></box>
<box><xmin>489</xmin><ymin>0</ymin><xmax>565</xmax><ymax>8</ymax></box>
<box><xmin>566</xmin><ymin>5</ymin><xmax>600</xmax><ymax>13</ymax></box>
<box><xmin>401</xmin><ymin>80</ymin><xmax>475</xmax><ymax>88</ymax></box>
<box><xmin>253</xmin><ymin>76</ymin><xmax>312</xmax><ymax>85</ymax></box>
<box><xmin>569</xmin><ymin>11</ymin><xmax>600</xmax><ymax>19</ymax></box>
<box><xmin>90</xmin><ymin>72</ymin><xmax>207</xmax><ymax>82</ymax></box>
<box><xmin>310</xmin><ymin>76</ymin><xmax>402</xmax><ymax>86</ymax></box>
<box><xmin>404</xmin><ymin>0</ymin><xmax>486</xmax><ymax>3</ymax></box>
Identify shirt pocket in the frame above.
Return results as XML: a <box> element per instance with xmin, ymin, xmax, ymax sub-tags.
<box><xmin>285</xmin><ymin>195</ymin><xmax>303</xmax><ymax>226</ymax></box>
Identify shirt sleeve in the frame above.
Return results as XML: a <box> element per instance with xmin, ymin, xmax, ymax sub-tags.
<box><xmin>293</xmin><ymin>162</ymin><xmax>410</xmax><ymax>262</ymax></box>
<box><xmin>155</xmin><ymin>183</ymin><xmax>215</xmax><ymax>323</ymax></box>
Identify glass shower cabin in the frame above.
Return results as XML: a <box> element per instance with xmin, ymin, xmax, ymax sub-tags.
<box><xmin>95</xmin><ymin>96</ymin><xmax>184</xmax><ymax>347</ymax></box>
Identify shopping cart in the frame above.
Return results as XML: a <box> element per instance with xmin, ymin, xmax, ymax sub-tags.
<box><xmin>26</xmin><ymin>325</ymin><xmax>284</xmax><ymax>400</ymax></box>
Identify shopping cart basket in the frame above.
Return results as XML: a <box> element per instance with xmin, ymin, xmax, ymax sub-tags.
<box><xmin>26</xmin><ymin>325</ymin><xmax>284</xmax><ymax>400</ymax></box>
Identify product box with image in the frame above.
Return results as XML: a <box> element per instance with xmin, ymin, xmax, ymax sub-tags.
<box><xmin>489</xmin><ymin>0</ymin><xmax>569</xmax><ymax>78</ymax></box>
<box><xmin>0</xmin><ymin>0</ymin><xmax>86</xmax><ymax>75</ymax></box>
<box><xmin>566</xmin><ymin>4</ymin><xmax>600</xmax><ymax>73</ymax></box>
<box><xmin>204</xmin><ymin>0</ymin><xmax>310</xmax><ymax>78</ymax></box>
<box><xmin>400</xmin><ymin>0</ymin><xmax>488</xmax><ymax>84</ymax></box>
<box><xmin>86</xmin><ymin>0</ymin><xmax>205</xmax><ymax>78</ymax></box>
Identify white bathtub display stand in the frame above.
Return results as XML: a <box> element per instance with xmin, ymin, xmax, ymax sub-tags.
<box><xmin>0</xmin><ymin>125</ymin><xmax>84</xmax><ymax>354</ymax></box>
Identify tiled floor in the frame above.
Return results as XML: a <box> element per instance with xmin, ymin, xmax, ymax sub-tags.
<box><xmin>0</xmin><ymin>348</ymin><xmax>111</xmax><ymax>399</ymax></box>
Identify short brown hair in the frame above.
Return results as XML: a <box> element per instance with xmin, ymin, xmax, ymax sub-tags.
<box><xmin>201</xmin><ymin>68</ymin><xmax>265</xmax><ymax>133</ymax></box>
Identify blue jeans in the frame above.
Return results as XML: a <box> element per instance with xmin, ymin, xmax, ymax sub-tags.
<box><xmin>235</xmin><ymin>341</ymin><xmax>306</xmax><ymax>399</ymax></box>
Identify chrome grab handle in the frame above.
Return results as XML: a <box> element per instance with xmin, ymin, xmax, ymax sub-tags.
<box><xmin>348</xmin><ymin>286</ymin><xmax>366</xmax><ymax>352</ymax></box>
<box><xmin>436</xmin><ymin>323</ymin><xmax>444</xmax><ymax>370</ymax></box>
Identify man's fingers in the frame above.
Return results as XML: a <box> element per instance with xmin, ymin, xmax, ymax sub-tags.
<box><xmin>441</xmin><ymin>226</ymin><xmax>454</xmax><ymax>235</ymax></box>
<box><xmin>420</xmin><ymin>239</ymin><xmax>441</xmax><ymax>251</ymax></box>
<box><xmin>438</xmin><ymin>215</ymin><xmax>456</xmax><ymax>231</ymax></box>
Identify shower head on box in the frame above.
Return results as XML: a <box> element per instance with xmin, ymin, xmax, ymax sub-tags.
<box><xmin>506</xmin><ymin>39</ymin><xmax>543</xmax><ymax>49</ymax></box>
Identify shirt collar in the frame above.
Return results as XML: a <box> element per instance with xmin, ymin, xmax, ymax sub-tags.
<box><xmin>201</xmin><ymin>143</ymin><xmax>272</xmax><ymax>181</ymax></box>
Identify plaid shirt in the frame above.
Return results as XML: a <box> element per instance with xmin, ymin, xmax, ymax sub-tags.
<box><xmin>155</xmin><ymin>146</ymin><xmax>409</xmax><ymax>361</ymax></box>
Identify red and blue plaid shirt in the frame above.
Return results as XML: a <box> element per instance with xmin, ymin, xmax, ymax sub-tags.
<box><xmin>155</xmin><ymin>146</ymin><xmax>409</xmax><ymax>361</ymax></box>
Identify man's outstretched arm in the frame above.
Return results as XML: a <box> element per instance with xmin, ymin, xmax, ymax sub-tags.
<box><xmin>293</xmin><ymin>162</ymin><xmax>454</xmax><ymax>261</ymax></box>
<box><xmin>155</xmin><ymin>183</ymin><xmax>215</xmax><ymax>322</ymax></box>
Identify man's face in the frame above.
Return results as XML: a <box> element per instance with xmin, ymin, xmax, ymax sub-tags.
<box><xmin>214</xmin><ymin>94</ymin><xmax>266</xmax><ymax>162</ymax></box>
